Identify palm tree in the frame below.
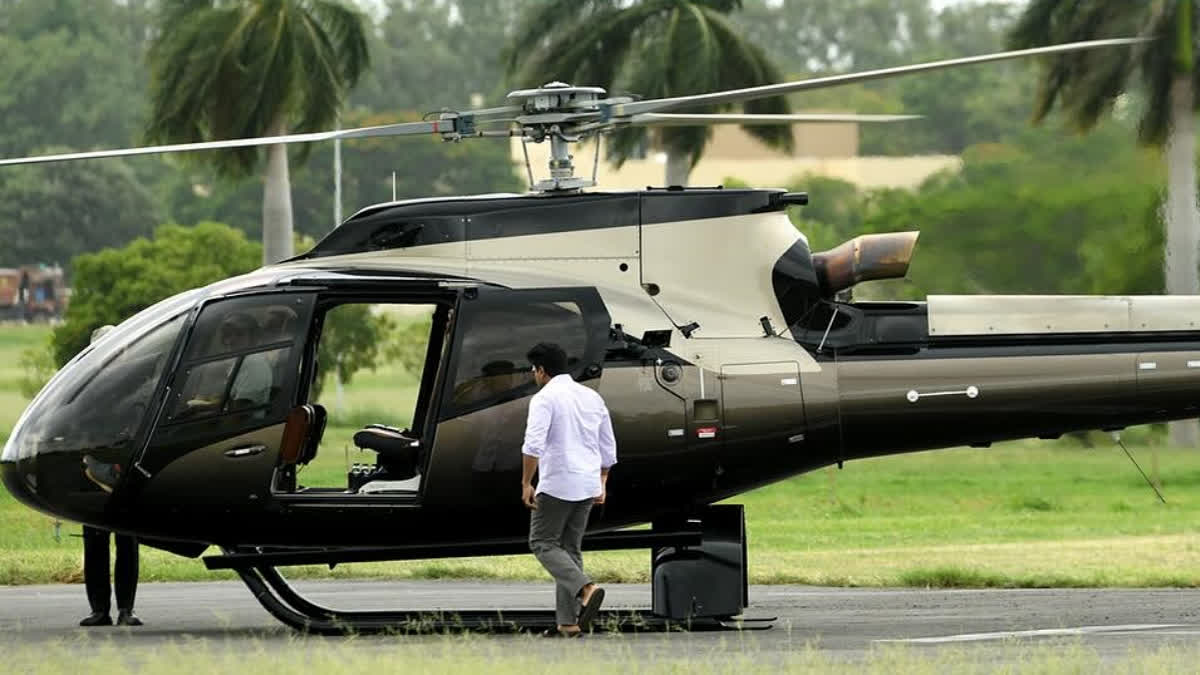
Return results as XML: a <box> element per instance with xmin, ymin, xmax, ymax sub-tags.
<box><xmin>146</xmin><ymin>0</ymin><xmax>368</xmax><ymax>264</ymax></box>
<box><xmin>504</xmin><ymin>0</ymin><xmax>792</xmax><ymax>187</ymax></box>
<box><xmin>1011</xmin><ymin>1</ymin><xmax>1199</xmax><ymax>447</ymax></box>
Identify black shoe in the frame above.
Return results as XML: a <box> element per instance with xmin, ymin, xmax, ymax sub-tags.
<box><xmin>79</xmin><ymin>612</ymin><xmax>112</xmax><ymax>627</ymax></box>
<box><xmin>577</xmin><ymin>586</ymin><xmax>605</xmax><ymax>631</ymax></box>
<box><xmin>82</xmin><ymin>455</ymin><xmax>121</xmax><ymax>493</ymax></box>
<box><xmin>116</xmin><ymin>610</ymin><xmax>143</xmax><ymax>626</ymax></box>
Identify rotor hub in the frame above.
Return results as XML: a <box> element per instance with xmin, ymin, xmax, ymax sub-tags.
<box><xmin>507</xmin><ymin>82</ymin><xmax>607</xmax><ymax>114</ymax></box>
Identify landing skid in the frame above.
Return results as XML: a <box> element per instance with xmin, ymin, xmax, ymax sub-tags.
<box><xmin>235</xmin><ymin>565</ymin><xmax>771</xmax><ymax>635</ymax></box>
<box><xmin>222</xmin><ymin>505</ymin><xmax>764</xmax><ymax>634</ymax></box>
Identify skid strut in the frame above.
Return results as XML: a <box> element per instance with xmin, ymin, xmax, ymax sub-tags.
<box><xmin>222</xmin><ymin>505</ymin><xmax>771</xmax><ymax>634</ymax></box>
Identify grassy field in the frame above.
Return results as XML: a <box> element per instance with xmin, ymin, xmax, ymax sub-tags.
<box><xmin>0</xmin><ymin>323</ymin><xmax>50</xmax><ymax>439</ymax></box>
<box><xmin>4</xmin><ymin>634</ymin><xmax>1200</xmax><ymax>674</ymax></box>
<box><xmin>3</xmin><ymin>323</ymin><xmax>1200</xmax><ymax>588</ymax></box>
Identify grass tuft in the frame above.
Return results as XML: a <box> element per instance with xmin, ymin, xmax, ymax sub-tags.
<box><xmin>898</xmin><ymin>566</ymin><xmax>1010</xmax><ymax>588</ymax></box>
<box><xmin>1009</xmin><ymin>496</ymin><xmax>1059</xmax><ymax>512</ymax></box>
<box><xmin>1110</xmin><ymin>500</ymin><xmax>1134</xmax><ymax>512</ymax></box>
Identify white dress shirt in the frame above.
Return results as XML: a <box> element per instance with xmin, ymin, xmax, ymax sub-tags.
<box><xmin>522</xmin><ymin>374</ymin><xmax>617</xmax><ymax>501</ymax></box>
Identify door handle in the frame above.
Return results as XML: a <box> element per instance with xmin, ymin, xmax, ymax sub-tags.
<box><xmin>224</xmin><ymin>444</ymin><xmax>266</xmax><ymax>458</ymax></box>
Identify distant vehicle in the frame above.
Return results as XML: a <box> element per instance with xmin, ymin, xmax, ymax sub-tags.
<box><xmin>0</xmin><ymin>265</ymin><xmax>66</xmax><ymax>321</ymax></box>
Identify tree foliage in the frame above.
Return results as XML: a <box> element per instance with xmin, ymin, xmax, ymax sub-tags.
<box><xmin>352</xmin><ymin>0</ymin><xmax>526</xmax><ymax>111</ymax></box>
<box><xmin>0</xmin><ymin>0</ymin><xmax>150</xmax><ymax>158</ymax></box>
<box><xmin>0</xmin><ymin>153</ymin><xmax>161</xmax><ymax>267</ymax></box>
<box><xmin>146</xmin><ymin>0</ymin><xmax>370</xmax><ymax>176</ymax></box>
<box><xmin>156</xmin><ymin>109</ymin><xmax>523</xmax><ymax>241</ymax></box>
<box><xmin>736</xmin><ymin>0</ymin><xmax>934</xmax><ymax>73</ymax></box>
<box><xmin>1009</xmin><ymin>1</ymin><xmax>1175</xmax><ymax>145</ymax></box>
<box><xmin>51</xmin><ymin>222</ymin><xmax>263</xmax><ymax>366</ymax></box>
<box><xmin>314</xmin><ymin>304</ymin><xmax>388</xmax><ymax>400</ymax></box>
<box><xmin>785</xmin><ymin>121</ymin><xmax>1165</xmax><ymax>298</ymax></box>
<box><xmin>504</xmin><ymin>0</ymin><xmax>793</xmax><ymax>169</ymax></box>
<box><xmin>146</xmin><ymin>0</ymin><xmax>371</xmax><ymax>263</ymax></box>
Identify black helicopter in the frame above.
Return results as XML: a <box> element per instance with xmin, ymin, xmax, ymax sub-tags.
<box><xmin>3</xmin><ymin>37</ymin><xmax>1172</xmax><ymax>633</ymax></box>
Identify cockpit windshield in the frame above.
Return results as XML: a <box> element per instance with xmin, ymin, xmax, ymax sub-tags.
<box><xmin>2</xmin><ymin>289</ymin><xmax>201</xmax><ymax>464</ymax></box>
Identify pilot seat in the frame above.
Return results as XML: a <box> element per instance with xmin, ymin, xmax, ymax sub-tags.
<box><xmin>349</xmin><ymin>424</ymin><xmax>422</xmax><ymax>494</ymax></box>
<box><xmin>275</xmin><ymin>403</ymin><xmax>326</xmax><ymax>493</ymax></box>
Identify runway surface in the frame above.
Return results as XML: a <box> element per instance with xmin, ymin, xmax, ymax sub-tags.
<box><xmin>3</xmin><ymin>581</ymin><xmax>1200</xmax><ymax>665</ymax></box>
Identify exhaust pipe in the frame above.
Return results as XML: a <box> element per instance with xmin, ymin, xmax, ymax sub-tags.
<box><xmin>812</xmin><ymin>231</ymin><xmax>919</xmax><ymax>295</ymax></box>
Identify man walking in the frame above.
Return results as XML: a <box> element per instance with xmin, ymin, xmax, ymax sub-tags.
<box><xmin>521</xmin><ymin>342</ymin><xmax>617</xmax><ymax>637</ymax></box>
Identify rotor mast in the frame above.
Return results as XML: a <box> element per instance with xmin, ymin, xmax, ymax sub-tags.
<box><xmin>507</xmin><ymin>82</ymin><xmax>609</xmax><ymax>192</ymax></box>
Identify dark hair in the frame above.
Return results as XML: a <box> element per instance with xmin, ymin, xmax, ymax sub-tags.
<box><xmin>527</xmin><ymin>342</ymin><xmax>568</xmax><ymax>377</ymax></box>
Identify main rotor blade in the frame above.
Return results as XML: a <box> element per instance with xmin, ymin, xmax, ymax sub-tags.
<box><xmin>0</xmin><ymin>121</ymin><xmax>443</xmax><ymax>167</ymax></box>
<box><xmin>0</xmin><ymin>104</ymin><xmax>524</xmax><ymax>167</ymax></box>
<box><xmin>629</xmin><ymin>113</ymin><xmax>921</xmax><ymax>126</ymax></box>
<box><xmin>614</xmin><ymin>38</ymin><xmax>1148</xmax><ymax>117</ymax></box>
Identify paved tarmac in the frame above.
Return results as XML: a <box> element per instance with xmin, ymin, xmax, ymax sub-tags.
<box><xmin>3</xmin><ymin>581</ymin><xmax>1200</xmax><ymax>666</ymax></box>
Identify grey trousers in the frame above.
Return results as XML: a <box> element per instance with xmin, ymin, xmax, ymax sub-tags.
<box><xmin>529</xmin><ymin>493</ymin><xmax>593</xmax><ymax>625</ymax></box>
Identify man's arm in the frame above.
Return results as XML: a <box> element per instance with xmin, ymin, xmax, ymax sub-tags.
<box><xmin>595</xmin><ymin>404</ymin><xmax>617</xmax><ymax>504</ymax></box>
<box><xmin>521</xmin><ymin>455</ymin><xmax>539</xmax><ymax>508</ymax></box>
<box><xmin>520</xmin><ymin>396</ymin><xmax>550</xmax><ymax>509</ymax></box>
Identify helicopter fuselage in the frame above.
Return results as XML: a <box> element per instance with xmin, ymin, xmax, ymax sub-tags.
<box><xmin>4</xmin><ymin>187</ymin><xmax>1200</xmax><ymax>554</ymax></box>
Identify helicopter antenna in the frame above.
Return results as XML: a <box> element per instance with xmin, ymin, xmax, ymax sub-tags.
<box><xmin>333</xmin><ymin>116</ymin><xmax>342</xmax><ymax>230</ymax></box>
<box><xmin>592</xmin><ymin>134</ymin><xmax>602</xmax><ymax>185</ymax></box>
<box><xmin>520</xmin><ymin>138</ymin><xmax>536</xmax><ymax>189</ymax></box>
<box><xmin>392</xmin><ymin>171</ymin><xmax>397</xmax><ymax>202</ymax></box>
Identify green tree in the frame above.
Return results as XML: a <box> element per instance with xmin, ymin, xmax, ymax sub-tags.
<box><xmin>313</xmin><ymin>304</ymin><xmax>389</xmax><ymax>400</ymax></box>
<box><xmin>789</xmin><ymin>122</ymin><xmax>1164</xmax><ymax>300</ymax></box>
<box><xmin>352</xmin><ymin>0</ymin><xmax>525</xmax><ymax>112</ymax></box>
<box><xmin>146</xmin><ymin>0</ymin><xmax>370</xmax><ymax>265</ymax></box>
<box><xmin>0</xmin><ymin>0</ymin><xmax>150</xmax><ymax>158</ymax></box>
<box><xmin>51</xmin><ymin>222</ymin><xmax>262</xmax><ymax>365</ymax></box>
<box><xmin>504</xmin><ymin>0</ymin><xmax>792</xmax><ymax>186</ymax></box>
<box><xmin>1010</xmin><ymin>1</ymin><xmax>1198</xmax><ymax>446</ymax></box>
<box><xmin>735</xmin><ymin>0</ymin><xmax>933</xmax><ymax>73</ymax></box>
<box><xmin>0</xmin><ymin>152</ymin><xmax>161</xmax><ymax>267</ymax></box>
<box><xmin>157</xmin><ymin>110</ymin><xmax>522</xmax><ymax>240</ymax></box>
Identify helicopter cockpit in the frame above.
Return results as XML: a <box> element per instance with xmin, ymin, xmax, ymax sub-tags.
<box><xmin>1</xmin><ymin>289</ymin><xmax>203</xmax><ymax>523</ymax></box>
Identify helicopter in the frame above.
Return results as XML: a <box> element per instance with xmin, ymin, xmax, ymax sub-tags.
<box><xmin>0</xmin><ymin>37</ymin><xmax>1172</xmax><ymax>633</ymax></box>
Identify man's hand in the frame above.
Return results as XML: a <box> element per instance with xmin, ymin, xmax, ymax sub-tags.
<box><xmin>522</xmin><ymin>483</ymin><xmax>537</xmax><ymax>509</ymax></box>
<box><xmin>594</xmin><ymin>488</ymin><xmax>606</xmax><ymax>505</ymax></box>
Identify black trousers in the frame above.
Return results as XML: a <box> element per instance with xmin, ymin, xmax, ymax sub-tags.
<box><xmin>83</xmin><ymin>525</ymin><xmax>139</xmax><ymax>614</ymax></box>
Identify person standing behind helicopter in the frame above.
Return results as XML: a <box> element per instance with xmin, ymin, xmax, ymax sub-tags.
<box><xmin>79</xmin><ymin>525</ymin><xmax>141</xmax><ymax>626</ymax></box>
<box><xmin>79</xmin><ymin>323</ymin><xmax>142</xmax><ymax>627</ymax></box>
<box><xmin>521</xmin><ymin>342</ymin><xmax>617</xmax><ymax>637</ymax></box>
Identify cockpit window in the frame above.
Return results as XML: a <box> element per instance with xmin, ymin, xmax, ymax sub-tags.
<box><xmin>163</xmin><ymin>294</ymin><xmax>310</xmax><ymax>425</ymax></box>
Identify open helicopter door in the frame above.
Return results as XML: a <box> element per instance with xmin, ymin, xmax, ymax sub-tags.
<box><xmin>418</xmin><ymin>286</ymin><xmax>611</xmax><ymax>512</ymax></box>
<box><xmin>134</xmin><ymin>291</ymin><xmax>316</xmax><ymax>515</ymax></box>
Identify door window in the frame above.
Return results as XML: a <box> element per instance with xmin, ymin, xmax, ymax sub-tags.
<box><xmin>442</xmin><ymin>289</ymin><xmax>610</xmax><ymax>419</ymax></box>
